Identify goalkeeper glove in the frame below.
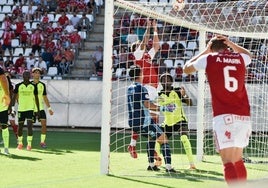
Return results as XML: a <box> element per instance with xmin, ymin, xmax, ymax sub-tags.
<box><xmin>160</xmin><ymin>104</ymin><xmax>176</xmax><ymax>112</ymax></box>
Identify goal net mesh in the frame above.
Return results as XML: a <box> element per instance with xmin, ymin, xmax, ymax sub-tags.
<box><xmin>107</xmin><ymin>0</ymin><xmax>268</xmax><ymax>181</ymax></box>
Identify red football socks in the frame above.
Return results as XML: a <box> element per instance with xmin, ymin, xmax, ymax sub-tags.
<box><xmin>224</xmin><ymin>162</ymin><xmax>237</xmax><ymax>184</ymax></box>
<box><xmin>234</xmin><ymin>160</ymin><xmax>247</xmax><ymax>181</ymax></box>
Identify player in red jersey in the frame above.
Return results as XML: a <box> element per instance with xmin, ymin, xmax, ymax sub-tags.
<box><xmin>127</xmin><ymin>18</ymin><xmax>162</xmax><ymax>165</ymax></box>
<box><xmin>183</xmin><ymin>35</ymin><xmax>252</xmax><ymax>185</ymax></box>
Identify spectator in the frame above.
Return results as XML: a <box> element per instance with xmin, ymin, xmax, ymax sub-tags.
<box><xmin>12</xmin><ymin>4</ymin><xmax>23</xmax><ymax>20</ymax></box>
<box><xmin>57</xmin><ymin>11</ymin><xmax>69</xmax><ymax>27</ymax></box>
<box><xmin>53</xmin><ymin>21</ymin><xmax>64</xmax><ymax>40</ymax></box>
<box><xmin>17</xmin><ymin>63</ymin><xmax>27</xmax><ymax>77</ymax></box>
<box><xmin>87</xmin><ymin>0</ymin><xmax>96</xmax><ymax>14</ymax></box>
<box><xmin>56</xmin><ymin>0</ymin><xmax>68</xmax><ymax>13</ymax></box>
<box><xmin>69</xmin><ymin>0</ymin><xmax>78</xmax><ymax>13</ymax></box>
<box><xmin>77</xmin><ymin>12</ymin><xmax>91</xmax><ymax>32</ymax></box>
<box><xmin>14</xmin><ymin>53</ymin><xmax>25</xmax><ymax>74</ymax></box>
<box><xmin>14</xmin><ymin>16</ymin><xmax>25</xmax><ymax>37</ymax></box>
<box><xmin>70</xmin><ymin>12</ymin><xmax>81</xmax><ymax>29</ymax></box>
<box><xmin>175</xmin><ymin>63</ymin><xmax>183</xmax><ymax>82</ymax></box>
<box><xmin>22</xmin><ymin>3</ymin><xmax>36</xmax><ymax>22</ymax></box>
<box><xmin>41</xmin><ymin>47</ymin><xmax>54</xmax><ymax>68</ymax></box>
<box><xmin>60</xmin><ymin>30</ymin><xmax>71</xmax><ymax>49</ymax></box>
<box><xmin>44</xmin><ymin>36</ymin><xmax>56</xmax><ymax>53</ymax></box>
<box><xmin>65</xmin><ymin>21</ymin><xmax>75</xmax><ymax>34</ymax></box>
<box><xmin>1</xmin><ymin>27</ymin><xmax>15</xmax><ymax>58</ymax></box>
<box><xmin>26</xmin><ymin>53</ymin><xmax>36</xmax><ymax>70</ymax></box>
<box><xmin>34</xmin><ymin>3</ymin><xmax>45</xmax><ymax>21</ymax></box>
<box><xmin>59</xmin><ymin>56</ymin><xmax>70</xmax><ymax>75</ymax></box>
<box><xmin>30</xmin><ymin>28</ymin><xmax>44</xmax><ymax>55</ymax></box>
<box><xmin>6</xmin><ymin>63</ymin><xmax>17</xmax><ymax>78</ymax></box>
<box><xmin>92</xmin><ymin>46</ymin><xmax>103</xmax><ymax>64</ymax></box>
<box><xmin>160</xmin><ymin>38</ymin><xmax>170</xmax><ymax>58</ymax></box>
<box><xmin>76</xmin><ymin>0</ymin><xmax>87</xmax><ymax>13</ymax></box>
<box><xmin>44</xmin><ymin>21</ymin><xmax>54</xmax><ymax>38</ymax></box>
<box><xmin>2</xmin><ymin>15</ymin><xmax>12</xmax><ymax>30</ymax></box>
<box><xmin>34</xmin><ymin>56</ymin><xmax>47</xmax><ymax>74</ymax></box>
<box><xmin>47</xmin><ymin>0</ymin><xmax>58</xmax><ymax>12</ymax></box>
<box><xmin>126</xmin><ymin>29</ymin><xmax>139</xmax><ymax>49</ymax></box>
<box><xmin>53</xmin><ymin>49</ymin><xmax>63</xmax><ymax>67</ymax></box>
<box><xmin>69</xmin><ymin>29</ymin><xmax>81</xmax><ymax>50</ymax></box>
<box><xmin>40</xmin><ymin>11</ymin><xmax>51</xmax><ymax>29</ymax></box>
<box><xmin>19</xmin><ymin>26</ymin><xmax>30</xmax><ymax>49</ymax></box>
<box><xmin>171</xmin><ymin>41</ymin><xmax>186</xmax><ymax>57</ymax></box>
<box><xmin>63</xmin><ymin>47</ymin><xmax>75</xmax><ymax>64</ymax></box>
<box><xmin>95</xmin><ymin>60</ymin><xmax>103</xmax><ymax>77</ymax></box>
<box><xmin>4</xmin><ymin>56</ymin><xmax>14</xmax><ymax>70</ymax></box>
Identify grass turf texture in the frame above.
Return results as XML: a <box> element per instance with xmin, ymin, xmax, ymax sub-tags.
<box><xmin>1</xmin><ymin>131</ymin><xmax>267</xmax><ymax>188</ymax></box>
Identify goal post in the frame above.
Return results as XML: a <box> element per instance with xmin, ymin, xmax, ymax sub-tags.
<box><xmin>100</xmin><ymin>0</ymin><xmax>268</xmax><ymax>179</ymax></box>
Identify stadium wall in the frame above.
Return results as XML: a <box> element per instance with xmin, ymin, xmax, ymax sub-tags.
<box><xmin>12</xmin><ymin>79</ymin><xmax>266</xmax><ymax>131</ymax></box>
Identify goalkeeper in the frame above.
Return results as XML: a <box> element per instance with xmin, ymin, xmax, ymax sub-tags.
<box><xmin>157</xmin><ymin>73</ymin><xmax>196</xmax><ymax>170</ymax></box>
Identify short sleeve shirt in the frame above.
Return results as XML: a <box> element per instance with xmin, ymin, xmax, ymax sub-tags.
<box><xmin>14</xmin><ymin>82</ymin><xmax>38</xmax><ymax>112</ymax></box>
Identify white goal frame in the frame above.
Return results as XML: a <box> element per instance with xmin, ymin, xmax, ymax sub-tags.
<box><xmin>100</xmin><ymin>0</ymin><xmax>268</xmax><ymax>174</ymax></box>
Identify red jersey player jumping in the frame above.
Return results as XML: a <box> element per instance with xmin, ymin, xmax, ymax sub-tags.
<box><xmin>183</xmin><ymin>35</ymin><xmax>252</xmax><ymax>185</ymax></box>
<box><xmin>128</xmin><ymin>18</ymin><xmax>162</xmax><ymax>165</ymax></box>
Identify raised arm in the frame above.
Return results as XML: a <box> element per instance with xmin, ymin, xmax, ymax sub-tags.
<box><xmin>151</xmin><ymin>19</ymin><xmax>160</xmax><ymax>52</ymax></box>
<box><xmin>139</xmin><ymin>18</ymin><xmax>151</xmax><ymax>51</ymax></box>
<box><xmin>217</xmin><ymin>35</ymin><xmax>252</xmax><ymax>57</ymax></box>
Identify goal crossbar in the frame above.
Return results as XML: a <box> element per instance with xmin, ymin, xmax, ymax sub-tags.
<box><xmin>114</xmin><ymin>0</ymin><xmax>268</xmax><ymax>39</ymax></box>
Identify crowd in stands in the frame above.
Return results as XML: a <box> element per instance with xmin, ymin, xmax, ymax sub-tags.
<box><xmin>112</xmin><ymin>1</ymin><xmax>268</xmax><ymax>83</ymax></box>
<box><xmin>0</xmin><ymin>0</ymin><xmax>103</xmax><ymax>78</ymax></box>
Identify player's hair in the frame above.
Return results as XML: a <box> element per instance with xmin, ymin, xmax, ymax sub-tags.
<box><xmin>210</xmin><ymin>39</ymin><xmax>228</xmax><ymax>52</ymax></box>
<box><xmin>160</xmin><ymin>72</ymin><xmax>173</xmax><ymax>83</ymax></box>
<box><xmin>128</xmin><ymin>65</ymin><xmax>141</xmax><ymax>79</ymax></box>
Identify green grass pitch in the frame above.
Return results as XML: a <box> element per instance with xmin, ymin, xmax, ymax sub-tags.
<box><xmin>1</xmin><ymin>130</ymin><xmax>267</xmax><ymax>188</ymax></box>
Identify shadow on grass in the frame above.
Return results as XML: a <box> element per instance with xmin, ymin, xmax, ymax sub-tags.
<box><xmin>0</xmin><ymin>153</ymin><xmax>41</xmax><ymax>161</ymax></box>
<box><xmin>107</xmin><ymin>174</ymin><xmax>179</xmax><ymax>188</ymax></box>
<box><xmin>9</xmin><ymin>131</ymin><xmax>101</xmax><ymax>152</ymax></box>
<box><xmin>32</xmin><ymin>148</ymin><xmax>74</xmax><ymax>155</ymax></box>
<box><xmin>158</xmin><ymin>167</ymin><xmax>223</xmax><ymax>182</ymax></box>
<box><xmin>108</xmin><ymin>167</ymin><xmax>223</xmax><ymax>188</ymax></box>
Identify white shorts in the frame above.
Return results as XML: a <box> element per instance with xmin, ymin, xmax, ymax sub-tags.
<box><xmin>144</xmin><ymin>84</ymin><xmax>159</xmax><ymax>115</ymax></box>
<box><xmin>213</xmin><ymin>114</ymin><xmax>252</xmax><ymax>152</ymax></box>
<box><xmin>9</xmin><ymin>114</ymin><xmax>15</xmax><ymax>121</ymax></box>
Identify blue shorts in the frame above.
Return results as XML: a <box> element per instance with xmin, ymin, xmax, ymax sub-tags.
<box><xmin>133</xmin><ymin>123</ymin><xmax>163</xmax><ymax>140</ymax></box>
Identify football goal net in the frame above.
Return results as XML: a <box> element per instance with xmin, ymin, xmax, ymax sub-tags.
<box><xmin>100</xmin><ymin>0</ymin><xmax>268</xmax><ymax>181</ymax></box>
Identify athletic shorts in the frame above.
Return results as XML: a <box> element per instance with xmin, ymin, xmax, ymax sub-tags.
<box><xmin>0</xmin><ymin>110</ymin><xmax>8</xmax><ymax>125</ymax></box>
<box><xmin>213</xmin><ymin>114</ymin><xmax>252</xmax><ymax>152</ymax></box>
<box><xmin>18</xmin><ymin>110</ymin><xmax>35</xmax><ymax>122</ymax></box>
<box><xmin>132</xmin><ymin>123</ymin><xmax>164</xmax><ymax>140</ymax></box>
<box><xmin>162</xmin><ymin>121</ymin><xmax>188</xmax><ymax>138</ymax></box>
<box><xmin>144</xmin><ymin>84</ymin><xmax>159</xmax><ymax>115</ymax></box>
<box><xmin>33</xmin><ymin>110</ymin><xmax>47</xmax><ymax>122</ymax></box>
